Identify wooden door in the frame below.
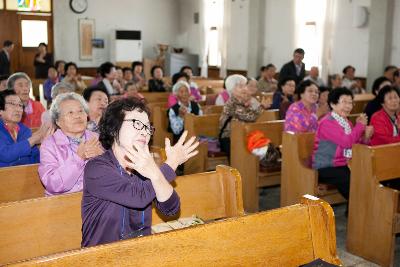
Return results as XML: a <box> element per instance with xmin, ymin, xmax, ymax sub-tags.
<box><xmin>17</xmin><ymin>13</ymin><xmax>53</xmax><ymax>78</ymax></box>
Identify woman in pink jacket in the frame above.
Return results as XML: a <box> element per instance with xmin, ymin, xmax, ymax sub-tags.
<box><xmin>38</xmin><ymin>92</ymin><xmax>103</xmax><ymax>196</ymax></box>
<box><xmin>312</xmin><ymin>88</ymin><xmax>373</xmax><ymax>200</ymax></box>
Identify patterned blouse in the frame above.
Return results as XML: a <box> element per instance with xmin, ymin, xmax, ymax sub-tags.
<box><xmin>284</xmin><ymin>101</ymin><xmax>318</xmax><ymax>133</ymax></box>
<box><xmin>219</xmin><ymin>97</ymin><xmax>263</xmax><ymax>139</ymax></box>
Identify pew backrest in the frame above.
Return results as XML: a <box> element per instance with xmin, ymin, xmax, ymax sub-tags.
<box><xmin>141</xmin><ymin>92</ymin><xmax>170</xmax><ymax>103</ymax></box>
<box><xmin>12</xmin><ymin>195</ymin><xmax>342</xmax><ymax>267</ymax></box>
<box><xmin>0</xmin><ymin>164</ymin><xmax>43</xmax><ymax>203</ymax></box>
<box><xmin>0</xmin><ymin>165</ymin><xmax>244</xmax><ymax>265</ymax></box>
<box><xmin>184</xmin><ymin>113</ymin><xmax>221</xmax><ymax>138</ymax></box>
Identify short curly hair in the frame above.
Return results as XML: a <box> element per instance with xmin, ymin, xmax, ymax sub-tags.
<box><xmin>99</xmin><ymin>97</ymin><xmax>150</xmax><ymax>150</ymax></box>
<box><xmin>328</xmin><ymin>87</ymin><xmax>353</xmax><ymax>109</ymax></box>
<box><xmin>376</xmin><ymin>85</ymin><xmax>400</xmax><ymax>105</ymax></box>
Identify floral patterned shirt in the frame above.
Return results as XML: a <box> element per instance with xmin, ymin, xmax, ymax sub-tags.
<box><xmin>284</xmin><ymin>101</ymin><xmax>318</xmax><ymax>133</ymax></box>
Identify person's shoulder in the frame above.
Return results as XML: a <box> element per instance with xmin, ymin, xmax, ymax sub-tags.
<box><xmin>370</xmin><ymin>108</ymin><xmax>384</xmax><ymax>121</ymax></box>
<box><xmin>85</xmin><ymin>151</ymin><xmax>114</xmax><ymax>173</ymax></box>
<box><xmin>31</xmin><ymin>100</ymin><xmax>45</xmax><ymax>110</ymax></box>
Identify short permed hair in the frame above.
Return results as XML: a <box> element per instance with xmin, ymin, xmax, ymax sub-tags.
<box><xmin>0</xmin><ymin>89</ymin><xmax>17</xmax><ymax>111</ymax></box>
<box><xmin>99</xmin><ymin>62</ymin><xmax>115</xmax><ymax>78</ymax></box>
<box><xmin>82</xmin><ymin>86</ymin><xmax>110</xmax><ymax>102</ymax></box>
<box><xmin>296</xmin><ymin>80</ymin><xmax>317</xmax><ymax>99</ymax></box>
<box><xmin>99</xmin><ymin>98</ymin><xmax>150</xmax><ymax>150</ymax></box>
<box><xmin>376</xmin><ymin>86</ymin><xmax>400</xmax><ymax>105</ymax></box>
<box><xmin>328</xmin><ymin>87</ymin><xmax>354</xmax><ymax>109</ymax></box>
<box><xmin>6</xmin><ymin>72</ymin><xmax>32</xmax><ymax>90</ymax></box>
<box><xmin>50</xmin><ymin>92</ymin><xmax>89</xmax><ymax>126</ymax></box>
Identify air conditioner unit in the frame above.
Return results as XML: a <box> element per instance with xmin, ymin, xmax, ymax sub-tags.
<box><xmin>110</xmin><ymin>30</ymin><xmax>142</xmax><ymax>63</ymax></box>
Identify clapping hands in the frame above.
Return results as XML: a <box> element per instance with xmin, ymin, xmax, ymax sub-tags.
<box><xmin>77</xmin><ymin>137</ymin><xmax>104</xmax><ymax>160</ymax></box>
<box><xmin>164</xmin><ymin>131</ymin><xmax>199</xmax><ymax>171</ymax></box>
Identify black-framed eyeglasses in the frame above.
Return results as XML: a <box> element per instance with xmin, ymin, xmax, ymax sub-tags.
<box><xmin>124</xmin><ymin>119</ymin><xmax>155</xmax><ymax>136</ymax></box>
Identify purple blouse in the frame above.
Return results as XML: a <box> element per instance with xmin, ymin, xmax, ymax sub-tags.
<box><xmin>284</xmin><ymin>101</ymin><xmax>318</xmax><ymax>133</ymax></box>
<box><xmin>81</xmin><ymin>149</ymin><xmax>180</xmax><ymax>247</ymax></box>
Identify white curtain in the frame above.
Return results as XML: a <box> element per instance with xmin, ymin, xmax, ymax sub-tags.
<box><xmin>199</xmin><ymin>0</ymin><xmax>209</xmax><ymax>78</ymax></box>
<box><xmin>219</xmin><ymin>0</ymin><xmax>230</xmax><ymax>78</ymax></box>
<box><xmin>321</xmin><ymin>0</ymin><xmax>336</xmax><ymax>83</ymax></box>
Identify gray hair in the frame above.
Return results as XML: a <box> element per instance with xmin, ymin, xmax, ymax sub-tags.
<box><xmin>50</xmin><ymin>92</ymin><xmax>89</xmax><ymax>125</ymax></box>
<box><xmin>172</xmin><ymin>81</ymin><xmax>190</xmax><ymax>95</ymax></box>
<box><xmin>51</xmin><ymin>82</ymin><xmax>74</xmax><ymax>99</ymax></box>
<box><xmin>7</xmin><ymin>72</ymin><xmax>32</xmax><ymax>90</ymax></box>
<box><xmin>225</xmin><ymin>74</ymin><xmax>247</xmax><ymax>95</ymax></box>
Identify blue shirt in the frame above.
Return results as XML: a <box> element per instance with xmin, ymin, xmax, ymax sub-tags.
<box><xmin>0</xmin><ymin>120</ymin><xmax>40</xmax><ymax>167</ymax></box>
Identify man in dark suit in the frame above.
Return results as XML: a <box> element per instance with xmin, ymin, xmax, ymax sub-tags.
<box><xmin>0</xmin><ymin>40</ymin><xmax>14</xmax><ymax>76</ymax></box>
<box><xmin>279</xmin><ymin>48</ymin><xmax>305</xmax><ymax>85</ymax></box>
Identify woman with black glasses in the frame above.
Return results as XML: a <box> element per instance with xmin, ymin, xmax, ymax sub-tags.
<box><xmin>0</xmin><ymin>90</ymin><xmax>49</xmax><ymax>167</ymax></box>
<box><xmin>81</xmin><ymin>97</ymin><xmax>199</xmax><ymax>247</ymax></box>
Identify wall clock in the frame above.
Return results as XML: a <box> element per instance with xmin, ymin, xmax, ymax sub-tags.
<box><xmin>70</xmin><ymin>0</ymin><xmax>88</xmax><ymax>14</ymax></box>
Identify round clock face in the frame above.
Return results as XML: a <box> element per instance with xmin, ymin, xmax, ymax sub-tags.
<box><xmin>70</xmin><ymin>0</ymin><xmax>88</xmax><ymax>14</ymax></box>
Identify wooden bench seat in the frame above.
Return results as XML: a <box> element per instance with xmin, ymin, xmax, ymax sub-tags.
<box><xmin>11</xmin><ymin>195</ymin><xmax>342</xmax><ymax>267</ymax></box>
<box><xmin>141</xmin><ymin>92</ymin><xmax>170</xmax><ymax>103</ymax></box>
<box><xmin>152</xmin><ymin>106</ymin><xmax>173</xmax><ymax>147</ymax></box>
<box><xmin>231</xmin><ymin>119</ymin><xmax>284</xmax><ymax>212</ymax></box>
<box><xmin>0</xmin><ymin>165</ymin><xmax>244</xmax><ymax>265</ymax></box>
<box><xmin>280</xmin><ymin>132</ymin><xmax>346</xmax><ymax>207</ymax></box>
<box><xmin>351</xmin><ymin>93</ymin><xmax>374</xmax><ymax>114</ymax></box>
<box><xmin>347</xmin><ymin>143</ymin><xmax>400</xmax><ymax>267</ymax></box>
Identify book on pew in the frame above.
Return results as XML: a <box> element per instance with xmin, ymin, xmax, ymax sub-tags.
<box><xmin>151</xmin><ymin>216</ymin><xmax>204</xmax><ymax>234</ymax></box>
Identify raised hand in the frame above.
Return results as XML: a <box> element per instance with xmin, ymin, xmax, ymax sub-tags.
<box><xmin>364</xmin><ymin>125</ymin><xmax>374</xmax><ymax>140</ymax></box>
<box><xmin>356</xmin><ymin>113</ymin><xmax>368</xmax><ymax>126</ymax></box>
<box><xmin>164</xmin><ymin>130</ymin><xmax>199</xmax><ymax>171</ymax></box>
<box><xmin>123</xmin><ymin>143</ymin><xmax>160</xmax><ymax>180</ymax></box>
<box><xmin>84</xmin><ymin>138</ymin><xmax>103</xmax><ymax>159</ymax></box>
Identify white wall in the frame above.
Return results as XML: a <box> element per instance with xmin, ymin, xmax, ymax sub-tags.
<box><xmin>176</xmin><ymin>0</ymin><xmax>201</xmax><ymax>56</ymax></box>
<box><xmin>53</xmin><ymin>0</ymin><xmax>180</xmax><ymax>67</ymax></box>
<box><xmin>262</xmin><ymin>0</ymin><xmax>296</xmax><ymax>71</ymax></box>
<box><xmin>390</xmin><ymin>0</ymin><xmax>400</xmax><ymax>66</ymax></box>
<box><xmin>330</xmin><ymin>0</ymin><xmax>370</xmax><ymax>77</ymax></box>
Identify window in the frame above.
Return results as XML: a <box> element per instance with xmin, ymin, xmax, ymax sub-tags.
<box><xmin>205</xmin><ymin>0</ymin><xmax>224</xmax><ymax>66</ymax></box>
<box><xmin>0</xmin><ymin>1</ymin><xmax>4</xmax><ymax>9</ymax></box>
<box><xmin>295</xmin><ymin>0</ymin><xmax>327</xmax><ymax>69</ymax></box>
<box><xmin>6</xmin><ymin>0</ymin><xmax>51</xmax><ymax>12</ymax></box>
<box><xmin>21</xmin><ymin>20</ymin><xmax>48</xmax><ymax>47</ymax></box>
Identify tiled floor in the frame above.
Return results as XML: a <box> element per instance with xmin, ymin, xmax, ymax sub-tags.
<box><xmin>259</xmin><ymin>186</ymin><xmax>398</xmax><ymax>267</ymax></box>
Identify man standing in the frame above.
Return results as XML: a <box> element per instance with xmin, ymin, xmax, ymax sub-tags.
<box><xmin>279</xmin><ymin>48</ymin><xmax>305</xmax><ymax>85</ymax></box>
<box><xmin>0</xmin><ymin>40</ymin><xmax>14</xmax><ymax>76</ymax></box>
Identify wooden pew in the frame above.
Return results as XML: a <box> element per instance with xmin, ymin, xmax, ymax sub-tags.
<box><xmin>352</xmin><ymin>93</ymin><xmax>374</xmax><ymax>114</ymax></box>
<box><xmin>11</xmin><ymin>195</ymin><xmax>342</xmax><ymax>267</ymax></box>
<box><xmin>0</xmin><ymin>165</ymin><xmax>244</xmax><ymax>265</ymax></box>
<box><xmin>184</xmin><ymin>113</ymin><xmax>227</xmax><ymax>174</ymax></box>
<box><xmin>230</xmin><ymin>119</ymin><xmax>284</xmax><ymax>212</ymax></box>
<box><xmin>202</xmin><ymin>105</ymin><xmax>223</xmax><ymax>114</ymax></box>
<box><xmin>0</xmin><ymin>164</ymin><xmax>43</xmax><ymax>203</ymax></box>
<box><xmin>347</xmin><ymin>144</ymin><xmax>400</xmax><ymax>267</ymax></box>
<box><xmin>192</xmin><ymin>78</ymin><xmax>224</xmax><ymax>95</ymax></box>
<box><xmin>0</xmin><ymin>148</ymin><xmax>164</xmax><ymax>204</ymax></box>
<box><xmin>147</xmin><ymin>101</ymin><xmax>167</xmax><ymax>123</ymax></box>
<box><xmin>152</xmin><ymin>106</ymin><xmax>173</xmax><ymax>147</ymax></box>
<box><xmin>280</xmin><ymin>132</ymin><xmax>346</xmax><ymax>207</ymax></box>
<box><xmin>141</xmin><ymin>92</ymin><xmax>169</xmax><ymax>103</ymax></box>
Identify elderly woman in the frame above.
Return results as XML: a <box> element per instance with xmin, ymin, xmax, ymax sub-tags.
<box><xmin>83</xmin><ymin>86</ymin><xmax>109</xmax><ymax>133</ymax></box>
<box><xmin>370</xmin><ymin>86</ymin><xmax>400</xmax><ymax>146</ymax></box>
<box><xmin>41</xmin><ymin>82</ymin><xmax>74</xmax><ymax>125</ymax></box>
<box><xmin>148</xmin><ymin>65</ymin><xmax>167</xmax><ymax>92</ymax></box>
<box><xmin>312</xmin><ymin>88</ymin><xmax>373</xmax><ymax>201</ymax></box>
<box><xmin>284</xmin><ymin>80</ymin><xmax>319</xmax><ymax>133</ymax></box>
<box><xmin>0</xmin><ymin>90</ymin><xmax>49</xmax><ymax>167</ymax></box>
<box><xmin>39</xmin><ymin>92</ymin><xmax>103</xmax><ymax>196</ymax></box>
<box><xmin>180</xmin><ymin>66</ymin><xmax>202</xmax><ymax>102</ymax></box>
<box><xmin>63</xmin><ymin>62</ymin><xmax>86</xmax><ymax>94</ymax></box>
<box><xmin>7</xmin><ymin>72</ymin><xmax>45</xmax><ymax>128</ymax></box>
<box><xmin>316</xmin><ymin>86</ymin><xmax>331</xmax><ymax>118</ymax></box>
<box><xmin>271</xmin><ymin>76</ymin><xmax>296</xmax><ymax>119</ymax></box>
<box><xmin>81</xmin><ymin>97</ymin><xmax>198</xmax><ymax>247</ymax></box>
<box><xmin>215</xmin><ymin>77</ymin><xmax>230</xmax><ymax>106</ymax></box>
<box><xmin>168</xmin><ymin>81</ymin><xmax>203</xmax><ymax>143</ymax></box>
<box><xmin>131</xmin><ymin>61</ymin><xmax>146</xmax><ymax>88</ymax></box>
<box><xmin>219</xmin><ymin>74</ymin><xmax>270</xmax><ymax>158</ymax></box>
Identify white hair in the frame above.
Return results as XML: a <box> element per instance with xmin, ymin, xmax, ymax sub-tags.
<box><xmin>7</xmin><ymin>72</ymin><xmax>32</xmax><ymax>90</ymax></box>
<box><xmin>172</xmin><ymin>81</ymin><xmax>190</xmax><ymax>95</ymax></box>
<box><xmin>50</xmin><ymin>92</ymin><xmax>89</xmax><ymax>125</ymax></box>
<box><xmin>51</xmin><ymin>82</ymin><xmax>74</xmax><ymax>99</ymax></box>
<box><xmin>225</xmin><ymin>74</ymin><xmax>247</xmax><ymax>95</ymax></box>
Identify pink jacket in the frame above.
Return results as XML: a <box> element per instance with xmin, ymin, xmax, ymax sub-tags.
<box><xmin>39</xmin><ymin>129</ymin><xmax>98</xmax><ymax>196</ymax></box>
<box><xmin>312</xmin><ymin>112</ymin><xmax>366</xmax><ymax>169</ymax></box>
